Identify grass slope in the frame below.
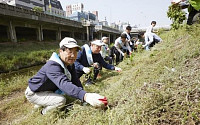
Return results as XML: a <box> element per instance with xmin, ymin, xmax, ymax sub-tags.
<box><xmin>0</xmin><ymin>25</ymin><xmax>200</xmax><ymax>125</ymax></box>
<box><xmin>0</xmin><ymin>42</ymin><xmax>58</xmax><ymax>73</ymax></box>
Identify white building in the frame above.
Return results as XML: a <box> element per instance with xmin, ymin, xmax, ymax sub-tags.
<box><xmin>71</xmin><ymin>3</ymin><xmax>83</xmax><ymax>13</ymax></box>
<box><xmin>44</xmin><ymin>0</ymin><xmax>65</xmax><ymax>17</ymax></box>
<box><xmin>66</xmin><ymin>3</ymin><xmax>84</xmax><ymax>16</ymax></box>
<box><xmin>0</xmin><ymin>0</ymin><xmax>45</xmax><ymax>11</ymax></box>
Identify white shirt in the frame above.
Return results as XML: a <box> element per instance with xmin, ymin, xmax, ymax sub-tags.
<box><xmin>123</xmin><ymin>31</ymin><xmax>133</xmax><ymax>45</ymax></box>
<box><xmin>100</xmin><ymin>43</ymin><xmax>109</xmax><ymax>58</ymax></box>
<box><xmin>144</xmin><ymin>32</ymin><xmax>162</xmax><ymax>46</ymax></box>
<box><xmin>114</xmin><ymin>37</ymin><xmax>131</xmax><ymax>55</ymax></box>
<box><xmin>146</xmin><ymin>25</ymin><xmax>154</xmax><ymax>33</ymax></box>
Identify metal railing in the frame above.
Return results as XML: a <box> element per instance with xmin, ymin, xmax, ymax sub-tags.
<box><xmin>0</xmin><ymin>3</ymin><xmax>82</xmax><ymax>28</ymax></box>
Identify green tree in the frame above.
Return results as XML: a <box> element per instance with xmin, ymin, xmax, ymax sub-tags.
<box><xmin>33</xmin><ymin>7</ymin><xmax>43</xmax><ymax>12</ymax></box>
<box><xmin>167</xmin><ymin>4</ymin><xmax>186</xmax><ymax>30</ymax></box>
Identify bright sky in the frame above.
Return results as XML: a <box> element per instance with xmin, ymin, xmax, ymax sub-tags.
<box><xmin>59</xmin><ymin>0</ymin><xmax>172</xmax><ymax>28</ymax></box>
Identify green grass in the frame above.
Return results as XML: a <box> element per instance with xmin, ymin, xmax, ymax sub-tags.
<box><xmin>0</xmin><ymin>42</ymin><xmax>59</xmax><ymax>72</ymax></box>
<box><xmin>0</xmin><ymin>24</ymin><xmax>200</xmax><ymax>124</ymax></box>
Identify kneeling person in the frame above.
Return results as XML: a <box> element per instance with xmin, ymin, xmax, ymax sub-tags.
<box><xmin>75</xmin><ymin>40</ymin><xmax>121</xmax><ymax>86</ymax></box>
<box><xmin>110</xmin><ymin>33</ymin><xmax>132</xmax><ymax>64</ymax></box>
<box><xmin>25</xmin><ymin>37</ymin><xmax>107</xmax><ymax>115</ymax></box>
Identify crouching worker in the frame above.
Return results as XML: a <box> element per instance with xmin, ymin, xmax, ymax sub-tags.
<box><xmin>100</xmin><ymin>36</ymin><xmax>112</xmax><ymax>64</ymax></box>
<box><xmin>75</xmin><ymin>40</ymin><xmax>122</xmax><ymax>86</ymax></box>
<box><xmin>110</xmin><ymin>33</ymin><xmax>132</xmax><ymax>65</ymax></box>
<box><xmin>141</xmin><ymin>32</ymin><xmax>162</xmax><ymax>51</ymax></box>
<box><xmin>25</xmin><ymin>37</ymin><xmax>107</xmax><ymax>115</ymax></box>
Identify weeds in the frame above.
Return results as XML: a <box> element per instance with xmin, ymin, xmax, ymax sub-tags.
<box><xmin>0</xmin><ymin>25</ymin><xmax>200</xmax><ymax>124</ymax></box>
<box><xmin>0</xmin><ymin>42</ymin><xmax>58</xmax><ymax>73</ymax></box>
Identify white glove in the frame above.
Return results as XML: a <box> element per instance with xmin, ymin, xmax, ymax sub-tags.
<box><xmin>93</xmin><ymin>62</ymin><xmax>99</xmax><ymax>68</ymax></box>
<box><xmin>121</xmin><ymin>53</ymin><xmax>124</xmax><ymax>57</ymax></box>
<box><xmin>84</xmin><ymin>93</ymin><xmax>108</xmax><ymax>107</ymax></box>
<box><xmin>83</xmin><ymin>67</ymin><xmax>91</xmax><ymax>74</ymax></box>
<box><xmin>115</xmin><ymin>67</ymin><xmax>122</xmax><ymax>72</ymax></box>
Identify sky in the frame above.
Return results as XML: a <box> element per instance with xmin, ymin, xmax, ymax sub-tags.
<box><xmin>59</xmin><ymin>0</ymin><xmax>172</xmax><ymax>28</ymax></box>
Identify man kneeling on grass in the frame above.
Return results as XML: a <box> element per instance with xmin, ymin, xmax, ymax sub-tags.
<box><xmin>75</xmin><ymin>40</ymin><xmax>122</xmax><ymax>86</ymax></box>
<box><xmin>25</xmin><ymin>37</ymin><xmax>107</xmax><ymax>115</ymax></box>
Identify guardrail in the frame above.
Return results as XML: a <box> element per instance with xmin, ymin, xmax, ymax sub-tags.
<box><xmin>95</xmin><ymin>25</ymin><xmax>121</xmax><ymax>34</ymax></box>
<box><xmin>0</xmin><ymin>3</ymin><xmax>82</xmax><ymax>28</ymax></box>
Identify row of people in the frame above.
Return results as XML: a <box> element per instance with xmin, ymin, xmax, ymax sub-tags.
<box><xmin>25</xmin><ymin>37</ymin><xmax>122</xmax><ymax>115</ymax></box>
<box><xmin>25</xmin><ymin>22</ymin><xmax>162</xmax><ymax>115</ymax></box>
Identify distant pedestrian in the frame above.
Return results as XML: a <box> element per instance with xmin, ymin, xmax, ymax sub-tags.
<box><xmin>25</xmin><ymin>37</ymin><xmax>108</xmax><ymax>115</ymax></box>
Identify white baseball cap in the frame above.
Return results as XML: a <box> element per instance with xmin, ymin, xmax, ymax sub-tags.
<box><xmin>101</xmin><ymin>36</ymin><xmax>109</xmax><ymax>41</ymax></box>
<box><xmin>91</xmin><ymin>40</ymin><xmax>104</xmax><ymax>46</ymax></box>
<box><xmin>59</xmin><ymin>37</ymin><xmax>81</xmax><ymax>50</ymax></box>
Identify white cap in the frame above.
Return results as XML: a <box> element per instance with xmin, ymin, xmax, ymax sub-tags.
<box><xmin>101</xmin><ymin>36</ymin><xmax>108</xmax><ymax>41</ymax></box>
<box><xmin>59</xmin><ymin>37</ymin><xmax>81</xmax><ymax>50</ymax></box>
<box><xmin>91</xmin><ymin>40</ymin><xmax>104</xmax><ymax>46</ymax></box>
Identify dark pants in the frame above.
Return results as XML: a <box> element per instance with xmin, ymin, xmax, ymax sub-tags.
<box><xmin>104</xmin><ymin>56</ymin><xmax>112</xmax><ymax>64</ymax></box>
<box><xmin>149</xmin><ymin>38</ymin><xmax>160</xmax><ymax>47</ymax></box>
<box><xmin>110</xmin><ymin>46</ymin><xmax>129</xmax><ymax>64</ymax></box>
<box><xmin>187</xmin><ymin>5</ymin><xmax>199</xmax><ymax>25</ymax></box>
<box><xmin>93</xmin><ymin>67</ymin><xmax>100</xmax><ymax>80</ymax></box>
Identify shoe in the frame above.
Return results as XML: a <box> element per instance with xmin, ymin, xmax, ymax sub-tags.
<box><xmin>85</xmin><ymin>79</ymin><xmax>94</xmax><ymax>86</ymax></box>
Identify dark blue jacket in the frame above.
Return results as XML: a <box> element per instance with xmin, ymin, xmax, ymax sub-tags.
<box><xmin>74</xmin><ymin>46</ymin><xmax>115</xmax><ymax>78</ymax></box>
<box><xmin>28</xmin><ymin>54</ymin><xmax>86</xmax><ymax>101</ymax></box>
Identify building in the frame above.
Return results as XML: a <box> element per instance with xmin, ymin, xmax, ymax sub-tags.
<box><xmin>110</xmin><ymin>22</ymin><xmax>119</xmax><ymax>29</ymax></box>
<box><xmin>44</xmin><ymin>0</ymin><xmax>65</xmax><ymax>17</ymax></box>
<box><xmin>99</xmin><ymin>17</ymin><xmax>108</xmax><ymax>26</ymax></box>
<box><xmin>68</xmin><ymin>11</ymin><xmax>97</xmax><ymax>22</ymax></box>
<box><xmin>115</xmin><ymin>21</ymin><xmax>130</xmax><ymax>31</ymax></box>
<box><xmin>92</xmin><ymin>11</ymin><xmax>98</xmax><ymax>19</ymax></box>
<box><xmin>66</xmin><ymin>5</ymin><xmax>72</xmax><ymax>16</ymax></box>
<box><xmin>0</xmin><ymin>0</ymin><xmax>45</xmax><ymax>10</ymax></box>
<box><xmin>66</xmin><ymin>3</ymin><xmax>83</xmax><ymax>16</ymax></box>
<box><xmin>72</xmin><ymin>3</ymin><xmax>83</xmax><ymax>13</ymax></box>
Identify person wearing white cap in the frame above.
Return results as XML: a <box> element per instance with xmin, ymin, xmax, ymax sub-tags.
<box><xmin>100</xmin><ymin>37</ymin><xmax>112</xmax><ymax>64</ymax></box>
<box><xmin>75</xmin><ymin>39</ymin><xmax>122</xmax><ymax>86</ymax></box>
<box><xmin>25</xmin><ymin>37</ymin><xmax>108</xmax><ymax>115</ymax></box>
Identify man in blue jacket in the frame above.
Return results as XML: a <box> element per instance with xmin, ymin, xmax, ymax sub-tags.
<box><xmin>75</xmin><ymin>40</ymin><xmax>122</xmax><ymax>86</ymax></box>
<box><xmin>25</xmin><ymin>37</ymin><xmax>108</xmax><ymax>115</ymax></box>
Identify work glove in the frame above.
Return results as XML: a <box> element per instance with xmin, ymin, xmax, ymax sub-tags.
<box><xmin>84</xmin><ymin>93</ymin><xmax>108</xmax><ymax>107</ymax></box>
<box><xmin>93</xmin><ymin>62</ymin><xmax>100</xmax><ymax>68</ymax></box>
<box><xmin>83</xmin><ymin>67</ymin><xmax>91</xmax><ymax>74</ymax></box>
<box><xmin>115</xmin><ymin>67</ymin><xmax>122</xmax><ymax>72</ymax></box>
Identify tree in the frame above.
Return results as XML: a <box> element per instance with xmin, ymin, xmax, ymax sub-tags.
<box><xmin>33</xmin><ymin>7</ymin><xmax>43</xmax><ymax>12</ymax></box>
<box><xmin>167</xmin><ymin>4</ymin><xmax>186</xmax><ymax>30</ymax></box>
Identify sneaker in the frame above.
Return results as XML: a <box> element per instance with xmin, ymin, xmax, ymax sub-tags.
<box><xmin>85</xmin><ymin>79</ymin><xmax>94</xmax><ymax>86</ymax></box>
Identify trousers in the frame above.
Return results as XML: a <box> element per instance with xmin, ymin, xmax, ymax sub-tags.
<box><xmin>25</xmin><ymin>86</ymin><xmax>66</xmax><ymax>114</ymax></box>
